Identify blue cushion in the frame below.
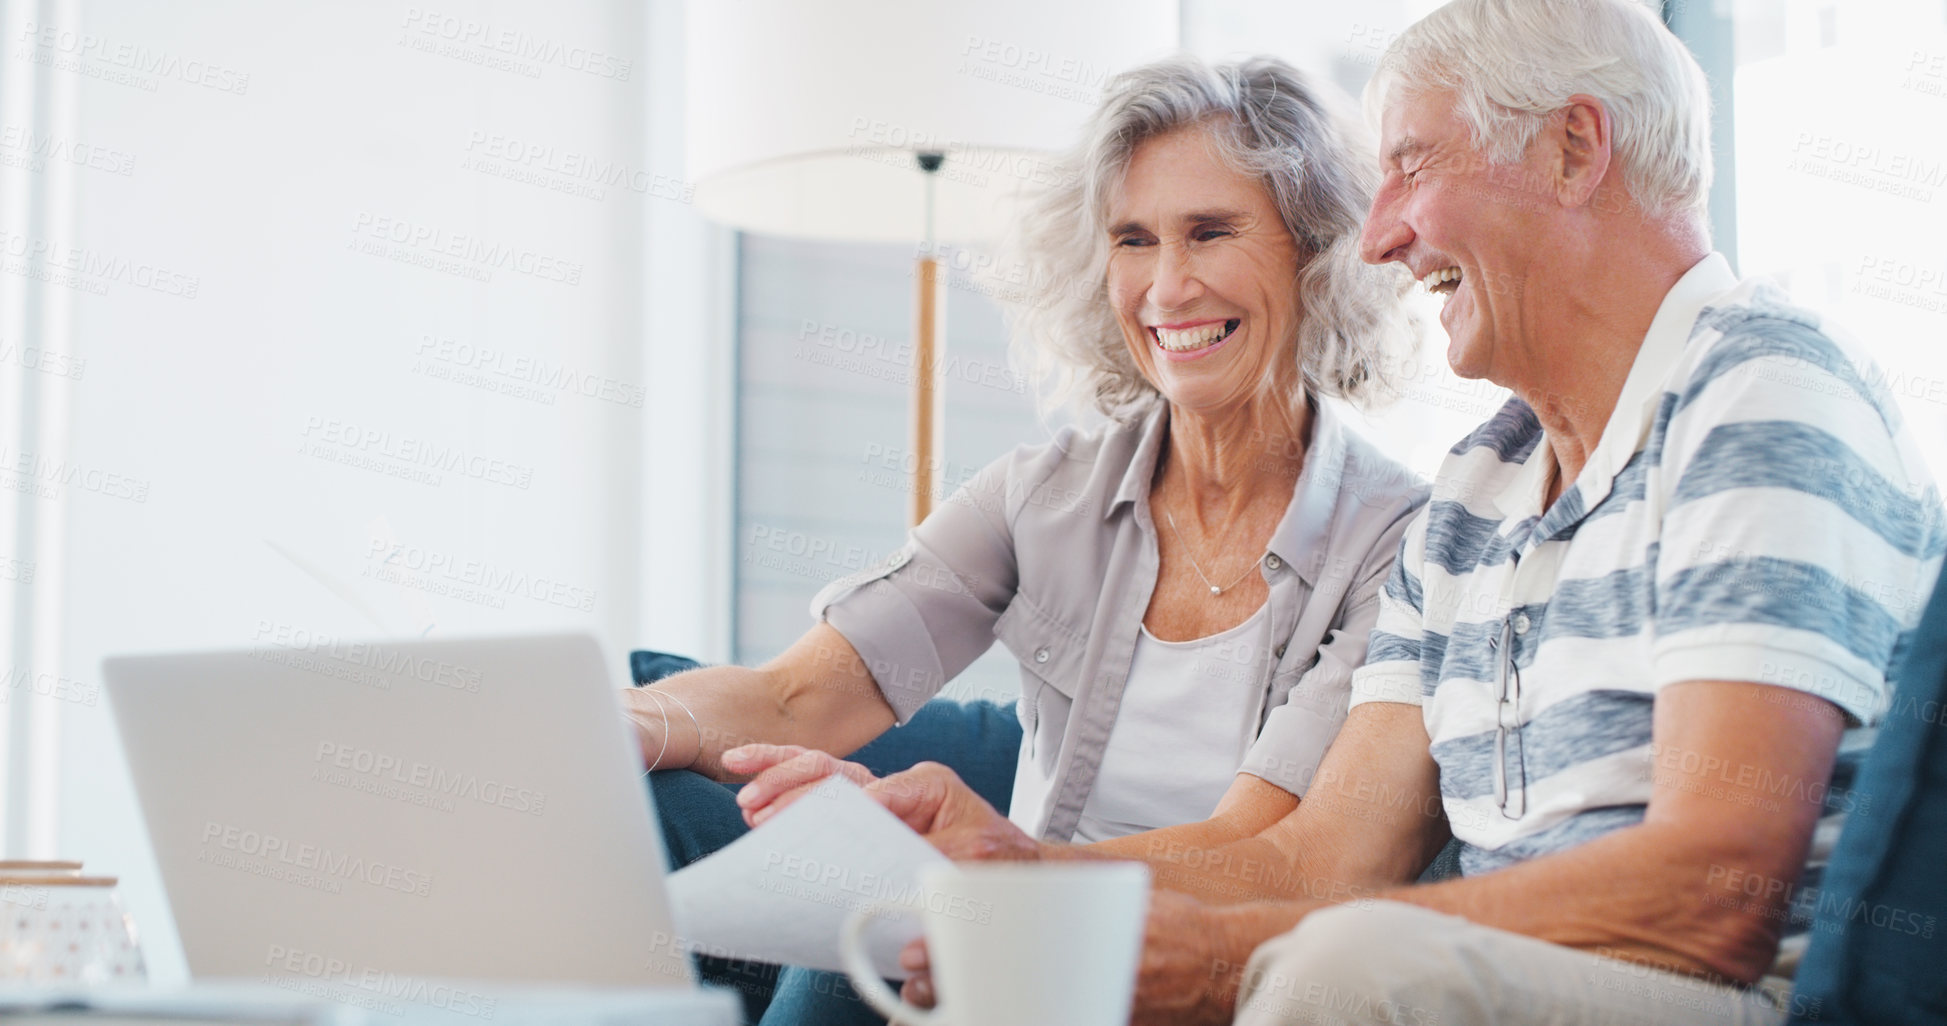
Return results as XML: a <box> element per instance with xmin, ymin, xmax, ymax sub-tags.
<box><xmin>630</xmin><ymin>649</ymin><xmax>703</xmax><ymax>685</ymax></box>
<box><xmin>1790</xmin><ymin>568</ymin><xmax>1947</xmax><ymax>1024</ymax></box>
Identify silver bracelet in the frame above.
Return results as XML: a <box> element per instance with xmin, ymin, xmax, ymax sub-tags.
<box><xmin>641</xmin><ymin>689</ymin><xmax>673</xmax><ymax>772</ymax></box>
<box><xmin>655</xmin><ymin>689</ymin><xmax>704</xmax><ymax>761</ymax></box>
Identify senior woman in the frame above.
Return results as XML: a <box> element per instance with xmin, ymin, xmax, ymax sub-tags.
<box><xmin>628</xmin><ymin>54</ymin><xmax>1425</xmax><ymax>1022</ymax></box>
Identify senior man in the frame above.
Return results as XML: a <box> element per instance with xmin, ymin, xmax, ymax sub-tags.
<box><xmin>1140</xmin><ymin>0</ymin><xmax>1945</xmax><ymax>1018</ymax></box>
<box><xmin>731</xmin><ymin>0</ymin><xmax>1944</xmax><ymax>1022</ymax></box>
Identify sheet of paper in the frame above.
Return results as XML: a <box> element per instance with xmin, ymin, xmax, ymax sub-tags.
<box><xmin>667</xmin><ymin>777</ymin><xmax>947</xmax><ymax>980</ymax></box>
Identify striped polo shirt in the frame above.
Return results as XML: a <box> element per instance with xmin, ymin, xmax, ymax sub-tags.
<box><xmin>1350</xmin><ymin>255</ymin><xmax>1946</xmax><ymax>922</ymax></box>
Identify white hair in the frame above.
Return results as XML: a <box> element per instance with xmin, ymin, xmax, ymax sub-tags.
<box><xmin>1000</xmin><ymin>55</ymin><xmax>1417</xmax><ymax>420</ymax></box>
<box><xmin>1368</xmin><ymin>0</ymin><xmax>1713</xmax><ymax>224</ymax></box>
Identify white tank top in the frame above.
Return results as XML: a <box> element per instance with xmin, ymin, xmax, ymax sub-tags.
<box><xmin>1071</xmin><ymin>603</ymin><xmax>1270</xmax><ymax>843</ymax></box>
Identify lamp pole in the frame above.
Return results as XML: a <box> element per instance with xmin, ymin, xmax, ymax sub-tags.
<box><xmin>911</xmin><ymin>151</ymin><xmax>945</xmax><ymax>525</ymax></box>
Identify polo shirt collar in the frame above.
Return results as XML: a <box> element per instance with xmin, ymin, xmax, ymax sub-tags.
<box><xmin>1574</xmin><ymin>252</ymin><xmax>1739</xmax><ymax>501</ymax></box>
<box><xmin>1104</xmin><ymin>394</ymin><xmax>1342</xmax><ymax>587</ymax></box>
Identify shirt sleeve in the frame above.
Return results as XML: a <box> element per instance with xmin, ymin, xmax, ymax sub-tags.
<box><xmin>1242</xmin><ymin>493</ymin><xmax>1427</xmax><ymax>796</ymax></box>
<box><xmin>810</xmin><ymin>454</ymin><xmax>1023</xmax><ymax>723</ymax></box>
<box><xmin>1348</xmin><ymin>513</ymin><xmax>1430</xmax><ymax>708</ymax></box>
<box><xmin>1649</xmin><ymin>330</ymin><xmax>1947</xmax><ymax>725</ymax></box>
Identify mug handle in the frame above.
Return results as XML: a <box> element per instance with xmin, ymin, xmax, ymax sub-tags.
<box><xmin>839</xmin><ymin>900</ymin><xmax>946</xmax><ymax>1026</ymax></box>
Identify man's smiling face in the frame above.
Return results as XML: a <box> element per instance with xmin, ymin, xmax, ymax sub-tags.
<box><xmin>1360</xmin><ymin>86</ymin><xmax>1559</xmax><ymax>385</ymax></box>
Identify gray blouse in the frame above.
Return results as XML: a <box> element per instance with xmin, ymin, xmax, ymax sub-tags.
<box><xmin>811</xmin><ymin>396</ymin><xmax>1429</xmax><ymax>841</ymax></box>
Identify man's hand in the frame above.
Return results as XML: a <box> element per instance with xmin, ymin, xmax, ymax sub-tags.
<box><xmin>1131</xmin><ymin>890</ymin><xmax>1245</xmax><ymax>1026</ymax></box>
<box><xmin>889</xmin><ymin>879</ymin><xmax>1262</xmax><ymax>1025</ymax></box>
<box><xmin>896</xmin><ymin>938</ymin><xmax>937</xmax><ymax>1009</ymax></box>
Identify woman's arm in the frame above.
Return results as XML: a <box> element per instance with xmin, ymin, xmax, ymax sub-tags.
<box><xmin>1048</xmin><ymin>774</ymin><xmax>1297</xmax><ymax>894</ymax></box>
<box><xmin>623</xmin><ymin>622</ymin><xmax>897</xmax><ymax>781</ymax></box>
<box><xmin>631</xmin><ymin>449</ymin><xmax>1031</xmax><ymax>781</ymax></box>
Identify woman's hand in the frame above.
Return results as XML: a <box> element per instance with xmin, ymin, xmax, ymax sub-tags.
<box><xmin>868</xmin><ymin>762</ymin><xmax>1042</xmax><ymax>862</ymax></box>
<box><xmin>722</xmin><ymin>745</ymin><xmax>878</xmax><ymax>827</ymax></box>
<box><xmin>726</xmin><ymin>748</ymin><xmax>1041</xmax><ymax>862</ymax></box>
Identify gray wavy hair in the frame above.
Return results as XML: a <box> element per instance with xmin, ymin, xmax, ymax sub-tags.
<box><xmin>1000</xmin><ymin>55</ymin><xmax>1416</xmax><ymax>419</ymax></box>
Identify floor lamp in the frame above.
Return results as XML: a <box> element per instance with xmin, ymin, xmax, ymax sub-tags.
<box><xmin>684</xmin><ymin>0</ymin><xmax>1175</xmax><ymax>525</ymax></box>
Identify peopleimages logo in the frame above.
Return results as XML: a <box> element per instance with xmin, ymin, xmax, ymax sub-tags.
<box><xmin>0</xmin><ymin>123</ymin><xmax>136</xmax><ymax>176</ymax></box>
<box><xmin>264</xmin><ymin>944</ymin><xmax>500</xmax><ymax>1019</ymax></box>
<box><xmin>198</xmin><ymin>821</ymin><xmax>434</xmax><ymax>898</ymax></box>
<box><xmin>348</xmin><ymin>212</ymin><xmax>583</xmax><ymax>285</ymax></box>
<box><xmin>252</xmin><ymin>620</ymin><xmax>484</xmax><ymax>693</ymax></box>
<box><xmin>313</xmin><ymin>742</ymin><xmax>547</xmax><ymax>816</ymax></box>
<box><xmin>460</xmin><ymin>131</ymin><xmax>690</xmax><ymax>203</ymax></box>
<box><xmin>413</xmin><ymin>334</ymin><xmax>645</xmax><ymax>408</ymax></box>
<box><xmin>0</xmin><ymin>443</ymin><xmax>149</xmax><ymax>503</ymax></box>
<box><xmin>15</xmin><ymin>20</ymin><xmax>251</xmax><ymax>95</ymax></box>
<box><xmin>0</xmin><ymin>339</ymin><xmax>86</xmax><ymax>380</ymax></box>
<box><xmin>299</xmin><ymin>416</ymin><xmax>535</xmax><ymax>490</ymax></box>
<box><xmin>365</xmin><ymin>539</ymin><xmax>598</xmax><ymax>613</ymax></box>
<box><xmin>399</xmin><ymin>7</ymin><xmax>631</xmax><ymax>80</ymax></box>
<box><xmin>760</xmin><ymin>851</ymin><xmax>993</xmax><ymax>925</ymax></box>
<box><xmin>1</xmin><ymin>664</ymin><xmax>99</xmax><ymax>707</ymax></box>
<box><xmin>0</xmin><ymin>227</ymin><xmax>199</xmax><ymax>297</ymax></box>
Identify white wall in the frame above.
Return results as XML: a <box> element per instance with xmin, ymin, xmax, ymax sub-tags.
<box><xmin>1</xmin><ymin>0</ymin><xmax>728</xmax><ymax>983</ymax></box>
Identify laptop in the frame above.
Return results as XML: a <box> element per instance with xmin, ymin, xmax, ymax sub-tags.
<box><xmin>104</xmin><ymin>632</ymin><xmax>731</xmax><ymax>1018</ymax></box>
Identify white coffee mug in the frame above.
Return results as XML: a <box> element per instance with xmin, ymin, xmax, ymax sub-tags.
<box><xmin>839</xmin><ymin>862</ymin><xmax>1150</xmax><ymax>1026</ymax></box>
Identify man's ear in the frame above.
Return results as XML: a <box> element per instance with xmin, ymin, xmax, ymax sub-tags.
<box><xmin>1555</xmin><ymin>94</ymin><xmax>1613</xmax><ymax>209</ymax></box>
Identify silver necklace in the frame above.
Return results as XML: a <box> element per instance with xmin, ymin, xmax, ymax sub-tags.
<box><xmin>1164</xmin><ymin>508</ymin><xmax>1259</xmax><ymax>596</ymax></box>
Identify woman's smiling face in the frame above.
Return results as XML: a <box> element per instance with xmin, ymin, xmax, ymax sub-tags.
<box><xmin>1105</xmin><ymin>124</ymin><xmax>1306</xmax><ymax>416</ymax></box>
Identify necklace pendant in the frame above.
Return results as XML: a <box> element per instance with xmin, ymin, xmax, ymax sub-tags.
<box><xmin>1209</xmin><ymin>584</ymin><xmax>1221</xmax><ymax>596</ymax></box>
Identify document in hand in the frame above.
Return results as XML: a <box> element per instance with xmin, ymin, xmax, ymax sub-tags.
<box><xmin>667</xmin><ymin>777</ymin><xmax>949</xmax><ymax>979</ymax></box>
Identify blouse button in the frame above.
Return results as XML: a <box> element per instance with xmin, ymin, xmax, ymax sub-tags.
<box><xmin>1513</xmin><ymin>613</ymin><xmax>1532</xmax><ymax>635</ymax></box>
<box><xmin>1034</xmin><ymin>647</ymin><xmax>1050</xmax><ymax>664</ymax></box>
<box><xmin>1264</xmin><ymin>554</ymin><xmax>1282</xmax><ymax>571</ymax></box>
<box><xmin>1274</xmin><ymin>642</ymin><xmax>1288</xmax><ymax>659</ymax></box>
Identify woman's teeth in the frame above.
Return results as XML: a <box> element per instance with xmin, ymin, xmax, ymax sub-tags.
<box><xmin>1153</xmin><ymin>320</ymin><xmax>1239</xmax><ymax>352</ymax></box>
<box><xmin>1421</xmin><ymin>266</ymin><xmax>1462</xmax><ymax>296</ymax></box>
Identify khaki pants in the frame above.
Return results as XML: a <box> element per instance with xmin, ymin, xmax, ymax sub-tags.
<box><xmin>1233</xmin><ymin>901</ymin><xmax>1791</xmax><ymax>1026</ymax></box>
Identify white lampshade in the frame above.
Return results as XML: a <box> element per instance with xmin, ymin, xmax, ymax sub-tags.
<box><xmin>686</xmin><ymin>0</ymin><xmax>1179</xmax><ymax>242</ymax></box>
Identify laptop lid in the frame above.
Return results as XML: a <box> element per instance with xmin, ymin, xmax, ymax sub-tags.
<box><xmin>104</xmin><ymin>632</ymin><xmax>690</xmax><ymax>989</ymax></box>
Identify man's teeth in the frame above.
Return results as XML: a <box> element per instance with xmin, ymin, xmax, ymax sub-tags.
<box><xmin>1421</xmin><ymin>267</ymin><xmax>1462</xmax><ymax>293</ymax></box>
<box><xmin>1153</xmin><ymin>321</ymin><xmax>1236</xmax><ymax>352</ymax></box>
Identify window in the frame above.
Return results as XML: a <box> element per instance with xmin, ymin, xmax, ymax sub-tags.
<box><xmin>1725</xmin><ymin>0</ymin><xmax>1947</xmax><ymax>485</ymax></box>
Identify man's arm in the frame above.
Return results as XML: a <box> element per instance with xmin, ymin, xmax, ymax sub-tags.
<box><xmin>1175</xmin><ymin>677</ymin><xmax>1842</xmax><ymax>1018</ymax></box>
<box><xmin>1372</xmin><ymin>679</ymin><xmax>1842</xmax><ymax>982</ymax></box>
<box><xmin>1117</xmin><ymin>700</ymin><xmax>1448</xmax><ymax>1021</ymax></box>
